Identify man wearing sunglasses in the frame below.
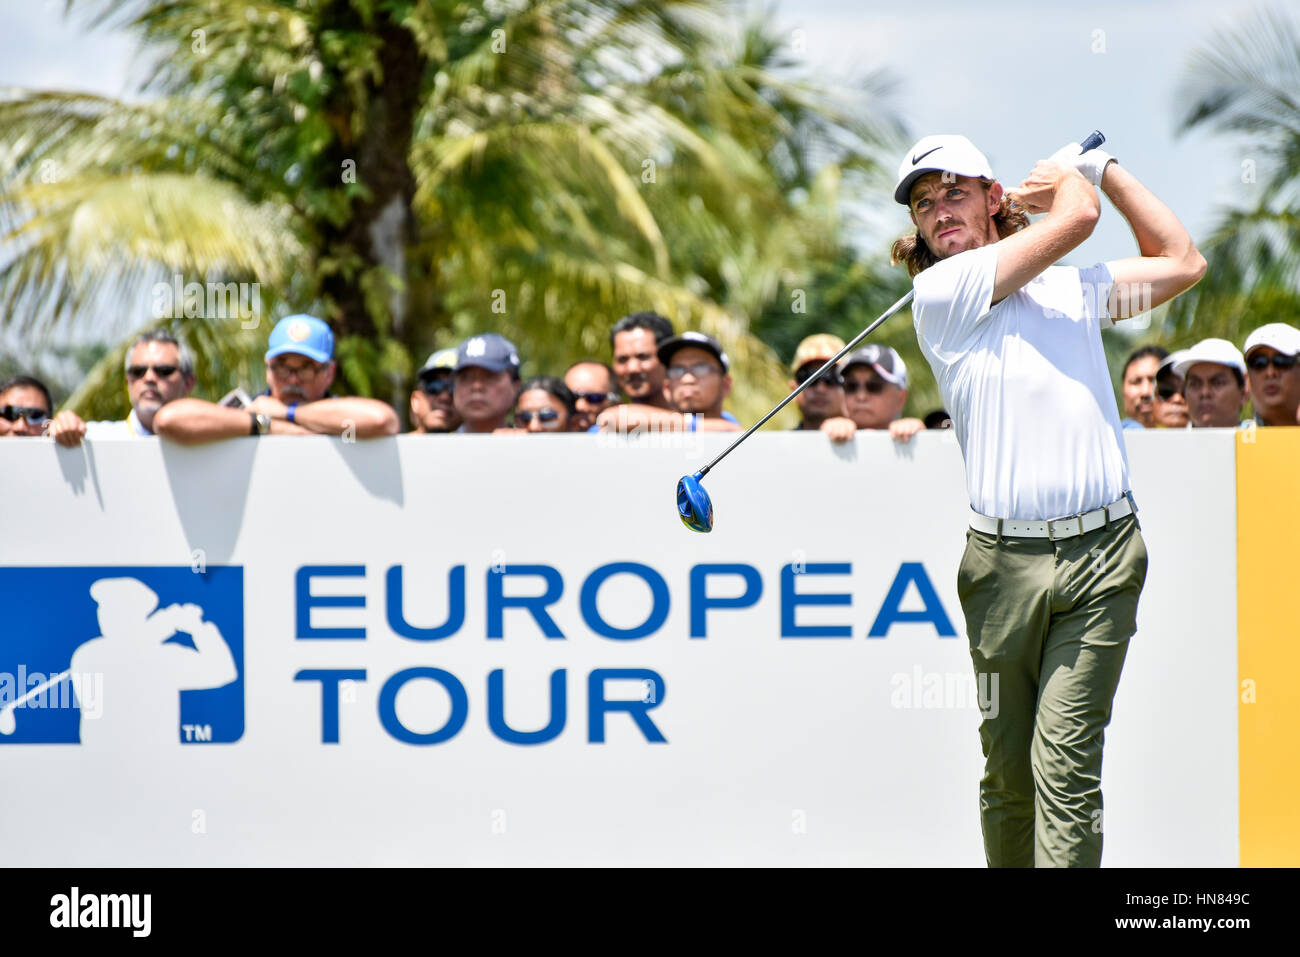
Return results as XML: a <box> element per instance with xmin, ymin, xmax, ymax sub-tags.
<box><xmin>1172</xmin><ymin>338</ymin><xmax>1249</xmax><ymax>429</ymax></box>
<box><xmin>1152</xmin><ymin>352</ymin><xmax>1190</xmax><ymax>428</ymax></box>
<box><xmin>12</xmin><ymin>332</ymin><xmax>198</xmax><ymax>446</ymax></box>
<box><xmin>409</xmin><ymin>348</ymin><xmax>462</xmax><ymax>434</ymax></box>
<box><xmin>78</xmin><ymin>331</ymin><xmax>197</xmax><ymax>443</ymax></box>
<box><xmin>0</xmin><ymin>375</ymin><xmax>53</xmax><ymax>438</ymax></box>
<box><xmin>837</xmin><ymin>345</ymin><xmax>926</xmax><ymax>443</ymax></box>
<box><xmin>1242</xmin><ymin>323</ymin><xmax>1300</xmax><ymax>427</ymax></box>
<box><xmin>563</xmin><ymin>360</ymin><xmax>619</xmax><ymax>432</ymax></box>
<box><xmin>787</xmin><ymin>334</ymin><xmax>853</xmax><ymax>442</ymax></box>
<box><xmin>153</xmin><ymin>314</ymin><xmax>398</xmax><ymax>442</ymax></box>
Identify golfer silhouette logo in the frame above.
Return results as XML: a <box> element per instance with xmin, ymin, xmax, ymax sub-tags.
<box><xmin>66</xmin><ymin>577</ymin><xmax>238</xmax><ymax>747</ymax></box>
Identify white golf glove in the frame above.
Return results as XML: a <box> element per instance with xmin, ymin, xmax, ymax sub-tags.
<box><xmin>1050</xmin><ymin>141</ymin><xmax>1115</xmax><ymax>187</ymax></box>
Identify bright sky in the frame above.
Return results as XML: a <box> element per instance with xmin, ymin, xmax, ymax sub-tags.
<box><xmin>0</xmin><ymin>0</ymin><xmax>1269</xmax><ymax>351</ymax></box>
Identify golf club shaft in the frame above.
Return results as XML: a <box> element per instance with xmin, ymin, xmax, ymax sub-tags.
<box><xmin>699</xmin><ymin>289</ymin><xmax>915</xmax><ymax>477</ymax></box>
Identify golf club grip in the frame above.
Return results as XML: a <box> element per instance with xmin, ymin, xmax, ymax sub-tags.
<box><xmin>1080</xmin><ymin>131</ymin><xmax>1105</xmax><ymax>152</ymax></box>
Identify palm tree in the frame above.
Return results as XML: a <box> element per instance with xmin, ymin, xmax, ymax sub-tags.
<box><xmin>1170</xmin><ymin>3</ymin><xmax>1300</xmax><ymax>343</ymax></box>
<box><xmin>0</xmin><ymin>0</ymin><xmax>902</xmax><ymax>426</ymax></box>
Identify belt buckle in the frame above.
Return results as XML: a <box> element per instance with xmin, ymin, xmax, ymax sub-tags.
<box><xmin>1047</xmin><ymin>508</ymin><xmax>1086</xmax><ymax>541</ymax></box>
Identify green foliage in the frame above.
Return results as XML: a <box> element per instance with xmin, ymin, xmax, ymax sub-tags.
<box><xmin>1</xmin><ymin>1</ymin><xmax>903</xmax><ymax>429</ymax></box>
<box><xmin>1172</xmin><ymin>3</ymin><xmax>1300</xmax><ymax>342</ymax></box>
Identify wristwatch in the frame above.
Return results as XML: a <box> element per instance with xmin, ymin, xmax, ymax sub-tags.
<box><xmin>249</xmin><ymin>412</ymin><xmax>271</xmax><ymax>436</ymax></box>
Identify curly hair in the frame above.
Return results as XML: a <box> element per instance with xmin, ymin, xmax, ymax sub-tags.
<box><xmin>890</xmin><ymin>183</ymin><xmax>1031</xmax><ymax>278</ymax></box>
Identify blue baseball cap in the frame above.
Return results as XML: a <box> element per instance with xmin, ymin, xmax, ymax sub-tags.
<box><xmin>266</xmin><ymin>314</ymin><xmax>334</xmax><ymax>364</ymax></box>
<box><xmin>455</xmin><ymin>333</ymin><xmax>521</xmax><ymax>375</ymax></box>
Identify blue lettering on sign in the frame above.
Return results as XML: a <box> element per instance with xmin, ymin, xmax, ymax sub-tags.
<box><xmin>579</xmin><ymin>562</ymin><xmax>669</xmax><ymax>640</ymax></box>
<box><xmin>296</xmin><ymin>566</ymin><xmax>365</xmax><ymax>639</ymax></box>
<box><xmin>295</xmin><ymin>665</ymin><xmax>664</xmax><ymax>745</ymax></box>
<box><xmin>588</xmin><ymin>669</ymin><xmax>667</xmax><ymax>743</ymax></box>
<box><xmin>780</xmin><ymin>563</ymin><xmax>852</xmax><ymax>638</ymax></box>
<box><xmin>378</xmin><ymin>667</ymin><xmax>469</xmax><ymax>744</ymax></box>
<box><xmin>294</xmin><ymin>668</ymin><xmax>366</xmax><ymax>743</ymax></box>
<box><xmin>386</xmin><ymin>565</ymin><xmax>465</xmax><ymax>640</ymax></box>
<box><xmin>487</xmin><ymin>565</ymin><xmax>565</xmax><ymax>639</ymax></box>
<box><xmin>689</xmin><ymin>564</ymin><xmax>762</xmax><ymax>638</ymax></box>
<box><xmin>487</xmin><ymin>669</ymin><xmax>566</xmax><ymax>744</ymax></box>
<box><xmin>868</xmin><ymin>562</ymin><xmax>957</xmax><ymax>637</ymax></box>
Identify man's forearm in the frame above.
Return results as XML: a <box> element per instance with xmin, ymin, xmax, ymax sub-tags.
<box><xmin>291</xmin><ymin>398</ymin><xmax>399</xmax><ymax>437</ymax></box>
<box><xmin>152</xmin><ymin>400</ymin><xmax>257</xmax><ymax>445</ymax></box>
<box><xmin>1100</xmin><ymin>162</ymin><xmax>1206</xmax><ymax>317</ymax></box>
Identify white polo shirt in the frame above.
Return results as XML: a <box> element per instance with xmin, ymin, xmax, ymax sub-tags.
<box><xmin>912</xmin><ymin>243</ymin><xmax>1130</xmax><ymax>521</ymax></box>
<box><xmin>83</xmin><ymin>408</ymin><xmax>153</xmax><ymax>438</ymax></box>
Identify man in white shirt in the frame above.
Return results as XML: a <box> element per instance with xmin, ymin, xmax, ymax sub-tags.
<box><xmin>891</xmin><ymin>134</ymin><xmax>1205</xmax><ymax>867</ymax></box>
<box><xmin>45</xmin><ymin>331</ymin><xmax>197</xmax><ymax>445</ymax></box>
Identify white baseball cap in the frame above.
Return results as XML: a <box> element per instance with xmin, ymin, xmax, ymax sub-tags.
<box><xmin>1158</xmin><ymin>350</ymin><xmax>1186</xmax><ymax>376</ymax></box>
<box><xmin>839</xmin><ymin>344</ymin><xmax>909</xmax><ymax>389</ymax></box>
<box><xmin>1172</xmin><ymin>338</ymin><xmax>1246</xmax><ymax>379</ymax></box>
<box><xmin>1242</xmin><ymin>323</ymin><xmax>1300</xmax><ymax>358</ymax></box>
<box><xmin>895</xmin><ymin>135</ymin><xmax>994</xmax><ymax>205</ymax></box>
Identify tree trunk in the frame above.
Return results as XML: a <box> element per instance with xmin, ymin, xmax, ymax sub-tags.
<box><xmin>314</xmin><ymin>9</ymin><xmax>428</xmax><ymax>397</ymax></box>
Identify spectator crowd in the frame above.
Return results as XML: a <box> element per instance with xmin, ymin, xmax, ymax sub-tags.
<box><xmin>5</xmin><ymin>311</ymin><xmax>1299</xmax><ymax>446</ymax></box>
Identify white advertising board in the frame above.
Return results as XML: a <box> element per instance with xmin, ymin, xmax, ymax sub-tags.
<box><xmin>0</xmin><ymin>429</ymin><xmax>1237</xmax><ymax>865</ymax></box>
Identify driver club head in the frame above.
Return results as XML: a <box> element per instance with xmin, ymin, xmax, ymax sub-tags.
<box><xmin>676</xmin><ymin>471</ymin><xmax>714</xmax><ymax>533</ymax></box>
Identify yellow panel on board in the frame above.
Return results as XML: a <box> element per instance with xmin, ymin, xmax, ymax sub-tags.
<box><xmin>1237</xmin><ymin>427</ymin><xmax>1300</xmax><ymax>866</ymax></box>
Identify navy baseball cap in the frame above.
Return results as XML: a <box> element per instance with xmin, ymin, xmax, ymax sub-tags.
<box><xmin>455</xmin><ymin>333</ymin><xmax>521</xmax><ymax>374</ymax></box>
<box><xmin>658</xmin><ymin>331</ymin><xmax>730</xmax><ymax>373</ymax></box>
<box><xmin>266</xmin><ymin>314</ymin><xmax>334</xmax><ymax>363</ymax></box>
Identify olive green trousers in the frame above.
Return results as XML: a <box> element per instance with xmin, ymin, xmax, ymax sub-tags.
<box><xmin>957</xmin><ymin>513</ymin><xmax>1148</xmax><ymax>867</ymax></box>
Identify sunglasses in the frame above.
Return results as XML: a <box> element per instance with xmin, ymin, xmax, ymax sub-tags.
<box><xmin>515</xmin><ymin>408</ymin><xmax>562</xmax><ymax>427</ymax></box>
<box><xmin>0</xmin><ymin>405</ymin><xmax>50</xmax><ymax>425</ymax></box>
<box><xmin>573</xmin><ymin>391</ymin><xmax>618</xmax><ymax>405</ymax></box>
<box><xmin>667</xmin><ymin>362</ymin><xmax>723</xmax><ymax>381</ymax></box>
<box><xmin>1156</xmin><ymin>385</ymin><xmax>1182</xmax><ymax>401</ymax></box>
<box><xmin>843</xmin><ymin>379</ymin><xmax>889</xmax><ymax>396</ymax></box>
<box><xmin>1247</xmin><ymin>353</ymin><xmax>1297</xmax><ymax>372</ymax></box>
<box><xmin>420</xmin><ymin>377</ymin><xmax>454</xmax><ymax>396</ymax></box>
<box><xmin>794</xmin><ymin>366</ymin><xmax>843</xmax><ymax>388</ymax></box>
<box><xmin>126</xmin><ymin>364</ymin><xmax>180</xmax><ymax>380</ymax></box>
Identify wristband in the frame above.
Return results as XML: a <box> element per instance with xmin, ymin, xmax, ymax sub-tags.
<box><xmin>249</xmin><ymin>412</ymin><xmax>259</xmax><ymax>436</ymax></box>
<box><xmin>286</xmin><ymin>403</ymin><xmax>298</xmax><ymax>424</ymax></box>
<box><xmin>1050</xmin><ymin>141</ymin><xmax>1114</xmax><ymax>188</ymax></box>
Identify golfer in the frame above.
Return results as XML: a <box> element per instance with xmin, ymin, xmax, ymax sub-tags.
<box><xmin>891</xmin><ymin>135</ymin><xmax>1205</xmax><ymax>867</ymax></box>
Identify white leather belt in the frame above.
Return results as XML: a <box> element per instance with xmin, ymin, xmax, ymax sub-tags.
<box><xmin>969</xmin><ymin>492</ymin><xmax>1137</xmax><ymax>540</ymax></box>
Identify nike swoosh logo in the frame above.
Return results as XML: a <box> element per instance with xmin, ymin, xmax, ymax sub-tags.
<box><xmin>912</xmin><ymin>146</ymin><xmax>942</xmax><ymax>165</ymax></box>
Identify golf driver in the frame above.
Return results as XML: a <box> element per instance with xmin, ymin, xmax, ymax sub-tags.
<box><xmin>676</xmin><ymin>130</ymin><xmax>1107</xmax><ymax>532</ymax></box>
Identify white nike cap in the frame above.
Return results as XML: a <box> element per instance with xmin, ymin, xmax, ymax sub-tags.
<box><xmin>895</xmin><ymin>134</ymin><xmax>994</xmax><ymax>205</ymax></box>
<box><xmin>1172</xmin><ymin>338</ymin><xmax>1246</xmax><ymax>379</ymax></box>
<box><xmin>1242</xmin><ymin>322</ymin><xmax>1300</xmax><ymax>358</ymax></box>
